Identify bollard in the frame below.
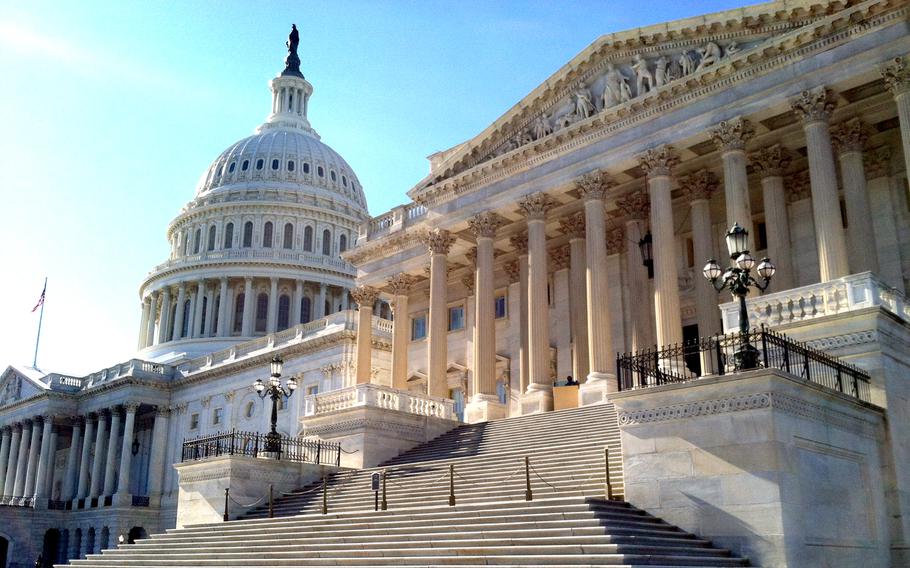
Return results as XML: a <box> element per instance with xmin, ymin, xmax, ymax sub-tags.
<box><xmin>268</xmin><ymin>484</ymin><xmax>274</xmax><ymax>518</ymax></box>
<box><xmin>322</xmin><ymin>475</ymin><xmax>328</xmax><ymax>515</ymax></box>
<box><xmin>223</xmin><ymin>488</ymin><xmax>229</xmax><ymax>522</ymax></box>
<box><xmin>448</xmin><ymin>464</ymin><xmax>455</xmax><ymax>506</ymax></box>
<box><xmin>605</xmin><ymin>447</ymin><xmax>614</xmax><ymax>500</ymax></box>
<box><xmin>381</xmin><ymin>470</ymin><xmax>388</xmax><ymax>511</ymax></box>
<box><xmin>524</xmin><ymin>456</ymin><xmax>532</xmax><ymax>501</ymax></box>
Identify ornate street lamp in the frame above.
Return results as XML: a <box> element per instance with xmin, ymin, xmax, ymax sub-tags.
<box><xmin>253</xmin><ymin>355</ymin><xmax>297</xmax><ymax>456</ymax></box>
<box><xmin>638</xmin><ymin>230</ymin><xmax>654</xmax><ymax>279</ymax></box>
<box><xmin>702</xmin><ymin>223</ymin><xmax>775</xmax><ymax>370</ymax></box>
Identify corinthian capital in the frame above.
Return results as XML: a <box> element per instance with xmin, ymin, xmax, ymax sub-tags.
<box><xmin>709</xmin><ymin>117</ymin><xmax>754</xmax><ymax>152</ymax></box>
<box><xmin>509</xmin><ymin>232</ymin><xmax>528</xmax><ymax>254</ymax></box>
<box><xmin>351</xmin><ymin>285</ymin><xmax>380</xmax><ymax>307</ymax></box>
<box><xmin>750</xmin><ymin>144</ymin><xmax>792</xmax><ymax>178</ymax></box>
<box><xmin>785</xmin><ymin>170</ymin><xmax>812</xmax><ymax>203</ymax></box>
<box><xmin>467</xmin><ymin>211</ymin><xmax>504</xmax><ymax>239</ymax></box>
<box><xmin>790</xmin><ymin>86</ymin><xmax>836</xmax><ymax>124</ymax></box>
<box><xmin>678</xmin><ymin>169</ymin><xmax>718</xmax><ymax>202</ymax></box>
<box><xmin>575</xmin><ymin>169</ymin><xmax>615</xmax><ymax>201</ymax></box>
<box><xmin>518</xmin><ymin>192</ymin><xmax>556</xmax><ymax>220</ymax></box>
<box><xmin>387</xmin><ymin>273</ymin><xmax>419</xmax><ymax>295</ymax></box>
<box><xmin>615</xmin><ymin>189</ymin><xmax>650</xmax><ymax>220</ymax></box>
<box><xmin>503</xmin><ymin>260</ymin><xmax>520</xmax><ymax>282</ymax></box>
<box><xmin>606</xmin><ymin>227</ymin><xmax>626</xmax><ymax>256</ymax></box>
<box><xmin>559</xmin><ymin>212</ymin><xmax>586</xmax><ymax>239</ymax></box>
<box><xmin>423</xmin><ymin>228</ymin><xmax>455</xmax><ymax>255</ymax></box>
<box><xmin>831</xmin><ymin>118</ymin><xmax>868</xmax><ymax>155</ymax></box>
<box><xmin>548</xmin><ymin>244</ymin><xmax>570</xmax><ymax>270</ymax></box>
<box><xmin>638</xmin><ymin>145</ymin><xmax>679</xmax><ymax>178</ymax></box>
<box><xmin>864</xmin><ymin>146</ymin><xmax>891</xmax><ymax>179</ymax></box>
<box><xmin>882</xmin><ymin>56</ymin><xmax>910</xmax><ymax>97</ymax></box>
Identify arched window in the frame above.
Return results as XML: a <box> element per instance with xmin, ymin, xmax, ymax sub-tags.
<box><xmin>255</xmin><ymin>293</ymin><xmax>268</xmax><ymax>332</ymax></box>
<box><xmin>271</xmin><ymin>159</ymin><xmax>279</xmax><ymax>170</ymax></box>
<box><xmin>255</xmin><ymin>158</ymin><xmax>264</xmax><ymax>170</ymax></box>
<box><xmin>303</xmin><ymin>163</ymin><xmax>310</xmax><ymax>174</ymax></box>
<box><xmin>182</xmin><ymin>300</ymin><xmax>191</xmax><ymax>338</ymax></box>
<box><xmin>100</xmin><ymin>527</ymin><xmax>109</xmax><ymax>551</ymax></box>
<box><xmin>193</xmin><ymin>229</ymin><xmax>201</xmax><ymax>254</ymax></box>
<box><xmin>342</xmin><ymin>175</ymin><xmax>348</xmax><ymax>187</ymax></box>
<box><xmin>322</xmin><ymin>229</ymin><xmax>331</xmax><ymax>255</ymax></box>
<box><xmin>287</xmin><ymin>160</ymin><xmax>295</xmax><ymax>172</ymax></box>
<box><xmin>86</xmin><ymin>528</ymin><xmax>95</xmax><ymax>557</ymax></box>
<box><xmin>241</xmin><ymin>159</ymin><xmax>249</xmax><ymax>171</ymax></box>
<box><xmin>303</xmin><ymin>226</ymin><xmax>313</xmax><ymax>251</ymax></box>
<box><xmin>223</xmin><ymin>222</ymin><xmax>234</xmax><ymax>249</ymax></box>
<box><xmin>245</xmin><ymin>401</ymin><xmax>255</xmax><ymax>418</ymax></box>
<box><xmin>277</xmin><ymin>294</ymin><xmax>290</xmax><ymax>330</ymax></box>
<box><xmin>243</xmin><ymin>221</ymin><xmax>253</xmax><ymax>247</ymax></box>
<box><xmin>183</xmin><ymin>232</ymin><xmax>189</xmax><ymax>256</ymax></box>
<box><xmin>317</xmin><ymin>166</ymin><xmax>324</xmax><ymax>177</ymax></box>
<box><xmin>339</xmin><ymin>234</ymin><xmax>347</xmax><ymax>253</ymax></box>
<box><xmin>301</xmin><ymin>297</ymin><xmax>311</xmax><ymax>323</ymax></box>
<box><xmin>212</xmin><ymin>295</ymin><xmax>220</xmax><ymax>333</ymax></box>
<box><xmin>207</xmin><ymin>225</ymin><xmax>216</xmax><ymax>251</ymax></box>
<box><xmin>73</xmin><ymin>529</ymin><xmax>82</xmax><ymax>561</ymax></box>
<box><xmin>330</xmin><ymin>170</ymin><xmax>337</xmax><ymax>182</ymax></box>
<box><xmin>233</xmin><ymin>293</ymin><xmax>244</xmax><ymax>334</ymax></box>
<box><xmin>263</xmin><ymin>221</ymin><xmax>273</xmax><ymax>248</ymax></box>
<box><xmin>283</xmin><ymin>223</ymin><xmax>293</xmax><ymax>249</ymax></box>
<box><xmin>200</xmin><ymin>296</ymin><xmax>208</xmax><ymax>336</ymax></box>
<box><xmin>228</xmin><ymin>162</ymin><xmax>236</xmax><ymax>173</ymax></box>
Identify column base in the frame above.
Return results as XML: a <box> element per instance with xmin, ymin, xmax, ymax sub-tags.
<box><xmin>464</xmin><ymin>394</ymin><xmax>508</xmax><ymax>423</ymax></box>
<box><xmin>112</xmin><ymin>493</ymin><xmax>131</xmax><ymax>507</ymax></box>
<box><xmin>579</xmin><ymin>371</ymin><xmax>617</xmax><ymax>406</ymax></box>
<box><xmin>520</xmin><ymin>387</ymin><xmax>554</xmax><ymax>415</ymax></box>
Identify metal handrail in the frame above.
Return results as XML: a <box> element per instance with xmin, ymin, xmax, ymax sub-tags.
<box><xmin>181</xmin><ymin>430</ymin><xmax>341</xmax><ymax>466</ymax></box>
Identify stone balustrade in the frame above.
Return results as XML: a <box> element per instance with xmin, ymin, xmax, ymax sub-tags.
<box><xmin>721</xmin><ymin>271</ymin><xmax>909</xmax><ymax>332</ymax></box>
<box><xmin>149</xmin><ymin>248</ymin><xmax>354</xmax><ymax>275</ymax></box>
<box><xmin>304</xmin><ymin>383</ymin><xmax>455</xmax><ymax>420</ymax></box>
<box><xmin>359</xmin><ymin>202</ymin><xmax>428</xmax><ymax>241</ymax></box>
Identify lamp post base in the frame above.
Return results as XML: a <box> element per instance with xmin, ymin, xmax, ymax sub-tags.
<box><xmin>734</xmin><ymin>343</ymin><xmax>760</xmax><ymax>371</ymax></box>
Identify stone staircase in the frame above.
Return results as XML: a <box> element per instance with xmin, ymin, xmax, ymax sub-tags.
<box><xmin>65</xmin><ymin>403</ymin><xmax>750</xmax><ymax>567</ymax></box>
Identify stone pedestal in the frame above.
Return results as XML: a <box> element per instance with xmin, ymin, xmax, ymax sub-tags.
<box><xmin>578</xmin><ymin>373</ymin><xmax>610</xmax><ymax>406</ymax></box>
<box><xmin>519</xmin><ymin>389</ymin><xmax>553</xmax><ymax>416</ymax></box>
<box><xmin>553</xmin><ymin>385</ymin><xmax>580</xmax><ymax>410</ymax></box>
<box><xmin>464</xmin><ymin>394</ymin><xmax>507</xmax><ymax>423</ymax></box>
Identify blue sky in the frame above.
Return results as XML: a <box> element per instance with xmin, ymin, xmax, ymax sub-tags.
<box><xmin>0</xmin><ymin>0</ymin><xmax>748</xmax><ymax>374</ymax></box>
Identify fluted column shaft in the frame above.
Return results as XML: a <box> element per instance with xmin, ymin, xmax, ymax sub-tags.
<box><xmin>89</xmin><ymin>412</ymin><xmax>108</xmax><ymax>499</ymax></box>
<box><xmin>568</xmin><ymin>236</ymin><xmax>589</xmax><ymax>382</ymax></box>
<box><xmin>267</xmin><ymin>277</ymin><xmax>279</xmax><ymax>333</ymax></box>
<box><xmin>721</xmin><ymin>150</ymin><xmax>753</xmax><ymax>240</ymax></box>
<box><xmin>137</xmin><ymin>300</ymin><xmax>150</xmax><ymax>350</ymax></box>
<box><xmin>518</xmin><ymin>253</ymin><xmax>530</xmax><ymax>394</ymax></box>
<box><xmin>23</xmin><ymin>418</ymin><xmax>42</xmax><ymax>497</ymax></box>
<box><xmin>145</xmin><ymin>292</ymin><xmax>158</xmax><ymax>348</ymax></box>
<box><xmin>883</xmin><ymin>59</ymin><xmax>910</xmax><ymax>181</ymax></box>
<box><xmin>158</xmin><ymin>287</ymin><xmax>172</xmax><ymax>344</ymax></box>
<box><xmin>33</xmin><ymin>417</ymin><xmax>54</xmax><ymax>498</ymax></box>
<box><xmin>77</xmin><ymin>416</ymin><xmax>95</xmax><ymax>500</ymax></box>
<box><xmin>624</xmin><ymin>219</ymin><xmax>652</xmax><ymax>351</ymax></box>
<box><xmin>63</xmin><ymin>420</ymin><xmax>82</xmax><ymax>501</ymax></box>
<box><xmin>388</xmin><ymin>275</ymin><xmax>416</xmax><ymax>390</ymax></box>
<box><xmin>583</xmin><ymin>197</ymin><xmax>614</xmax><ymax>383</ymax></box>
<box><xmin>103</xmin><ymin>410</ymin><xmax>121</xmax><ymax>496</ymax></box>
<box><xmin>473</xmin><ymin>234</ymin><xmax>497</xmax><ymax>397</ymax></box>
<box><xmin>241</xmin><ymin>277</ymin><xmax>254</xmax><ymax>336</ymax></box>
<box><xmin>0</xmin><ymin>429</ymin><xmax>9</xmax><ymax>495</ymax></box>
<box><xmin>12</xmin><ymin>422</ymin><xmax>31</xmax><ymax>497</ymax></box>
<box><xmin>527</xmin><ymin>217</ymin><xmax>551</xmax><ymax>391</ymax></box>
<box><xmin>291</xmin><ymin>280</ymin><xmax>304</xmax><ymax>327</ymax></box>
<box><xmin>217</xmin><ymin>278</ymin><xmax>230</xmax><ymax>337</ymax></box>
<box><xmin>116</xmin><ymin>404</ymin><xmax>138</xmax><ymax>497</ymax></box>
<box><xmin>838</xmin><ymin>148</ymin><xmax>878</xmax><ymax>274</ymax></box>
<box><xmin>425</xmin><ymin>230</ymin><xmax>455</xmax><ymax>399</ymax></box>
<box><xmin>172</xmin><ymin>283</ymin><xmax>187</xmax><ymax>340</ymax></box>
<box><xmin>192</xmin><ymin>281</ymin><xmax>206</xmax><ymax>338</ymax></box>
<box><xmin>147</xmin><ymin>409</ymin><xmax>170</xmax><ymax>498</ymax></box>
<box><xmin>2</xmin><ymin>427</ymin><xmax>18</xmax><ymax>496</ymax></box>
<box><xmin>352</xmin><ymin>287</ymin><xmax>379</xmax><ymax>385</ymax></box>
<box><xmin>315</xmin><ymin>284</ymin><xmax>326</xmax><ymax>319</ymax></box>
<box><xmin>691</xmin><ymin>198</ymin><xmax>720</xmax><ymax>338</ymax></box>
<box><xmin>762</xmin><ymin>176</ymin><xmax>794</xmax><ymax>289</ymax></box>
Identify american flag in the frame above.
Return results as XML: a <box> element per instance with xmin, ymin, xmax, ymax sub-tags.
<box><xmin>31</xmin><ymin>283</ymin><xmax>46</xmax><ymax>312</ymax></box>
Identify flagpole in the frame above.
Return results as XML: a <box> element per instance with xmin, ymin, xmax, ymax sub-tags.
<box><xmin>32</xmin><ymin>277</ymin><xmax>47</xmax><ymax>369</ymax></box>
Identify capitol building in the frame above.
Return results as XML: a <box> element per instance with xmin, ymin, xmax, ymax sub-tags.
<box><xmin>2</xmin><ymin>2</ymin><xmax>910</xmax><ymax>567</ymax></box>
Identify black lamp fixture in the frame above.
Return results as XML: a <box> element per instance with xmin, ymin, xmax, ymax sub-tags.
<box><xmin>252</xmin><ymin>355</ymin><xmax>297</xmax><ymax>456</ymax></box>
<box><xmin>703</xmin><ymin>223</ymin><xmax>775</xmax><ymax>370</ymax></box>
<box><xmin>638</xmin><ymin>230</ymin><xmax>654</xmax><ymax>279</ymax></box>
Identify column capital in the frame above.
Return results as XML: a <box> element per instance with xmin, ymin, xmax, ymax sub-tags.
<box><xmin>178</xmin><ymin>281</ymin><xmax>187</xmax><ymax>291</ymax></box>
<box><xmin>461</xmin><ymin>275</ymin><xmax>475</xmax><ymax>293</ymax></box>
<box><xmin>790</xmin><ymin>86</ymin><xmax>836</xmax><ymax>124</ymax></box>
<box><xmin>387</xmin><ymin>273</ymin><xmax>419</xmax><ymax>295</ymax></box>
<box><xmin>548</xmin><ymin>244</ymin><xmax>570</xmax><ymax>270</ymax></box>
<box><xmin>637</xmin><ymin>145</ymin><xmax>679</xmax><ymax>178</ymax></box>
<box><xmin>503</xmin><ymin>260</ymin><xmax>520</xmax><ymax>283</ymax></box>
<box><xmin>615</xmin><ymin>189</ymin><xmax>650</xmax><ymax>220</ymax></box>
<box><xmin>123</xmin><ymin>401</ymin><xmax>140</xmax><ymax>413</ymax></box>
<box><xmin>517</xmin><ymin>192</ymin><xmax>556</xmax><ymax>220</ymax></box>
<box><xmin>509</xmin><ymin>232</ymin><xmax>529</xmax><ymax>254</ymax></box>
<box><xmin>678</xmin><ymin>169</ymin><xmax>719</xmax><ymax>202</ymax></box>
<box><xmin>558</xmin><ymin>212</ymin><xmax>586</xmax><ymax>239</ymax></box>
<box><xmin>465</xmin><ymin>247</ymin><xmax>477</xmax><ymax>266</ymax></box>
<box><xmin>423</xmin><ymin>228</ymin><xmax>455</xmax><ymax>255</ymax></box>
<box><xmin>750</xmin><ymin>144</ymin><xmax>793</xmax><ymax>178</ymax></box>
<box><xmin>831</xmin><ymin>118</ymin><xmax>869</xmax><ymax>155</ymax></box>
<box><xmin>785</xmin><ymin>170</ymin><xmax>812</xmax><ymax>203</ymax></box>
<box><xmin>11</xmin><ymin>423</ymin><xmax>22</xmax><ymax>433</ymax></box>
<box><xmin>709</xmin><ymin>117</ymin><xmax>755</xmax><ymax>152</ymax></box>
<box><xmin>244</xmin><ymin>276</ymin><xmax>253</xmax><ymax>284</ymax></box>
<box><xmin>70</xmin><ymin>416</ymin><xmax>85</xmax><ymax>428</ymax></box>
<box><xmin>881</xmin><ymin>55</ymin><xmax>910</xmax><ymax>97</ymax></box>
<box><xmin>864</xmin><ymin>145</ymin><xmax>892</xmax><ymax>179</ymax></box>
<box><xmin>0</xmin><ymin>425</ymin><xmax>10</xmax><ymax>434</ymax></box>
<box><xmin>467</xmin><ymin>211</ymin><xmax>504</xmax><ymax>239</ymax></box>
<box><xmin>269</xmin><ymin>276</ymin><xmax>279</xmax><ymax>285</ymax></box>
<box><xmin>575</xmin><ymin>169</ymin><xmax>615</xmax><ymax>201</ymax></box>
<box><xmin>606</xmin><ymin>226</ymin><xmax>626</xmax><ymax>256</ymax></box>
<box><xmin>155</xmin><ymin>406</ymin><xmax>171</xmax><ymax>418</ymax></box>
<box><xmin>351</xmin><ymin>285</ymin><xmax>380</xmax><ymax>307</ymax></box>
<box><xmin>95</xmin><ymin>408</ymin><xmax>110</xmax><ymax>418</ymax></box>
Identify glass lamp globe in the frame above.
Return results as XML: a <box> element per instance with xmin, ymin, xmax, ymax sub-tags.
<box><xmin>269</xmin><ymin>375</ymin><xmax>280</xmax><ymax>388</ymax></box>
<box><xmin>724</xmin><ymin>223</ymin><xmax>749</xmax><ymax>259</ymax></box>
<box><xmin>702</xmin><ymin>259</ymin><xmax>723</xmax><ymax>281</ymax></box>
<box><xmin>287</xmin><ymin>377</ymin><xmax>298</xmax><ymax>391</ymax></box>
<box><xmin>253</xmin><ymin>378</ymin><xmax>265</xmax><ymax>393</ymax></box>
<box><xmin>270</xmin><ymin>355</ymin><xmax>284</xmax><ymax>378</ymax></box>
<box><xmin>757</xmin><ymin>258</ymin><xmax>776</xmax><ymax>280</ymax></box>
<box><xmin>735</xmin><ymin>252</ymin><xmax>756</xmax><ymax>271</ymax></box>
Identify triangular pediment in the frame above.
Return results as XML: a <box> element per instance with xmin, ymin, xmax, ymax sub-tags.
<box><xmin>409</xmin><ymin>0</ymin><xmax>852</xmax><ymax>201</ymax></box>
<box><xmin>0</xmin><ymin>366</ymin><xmax>47</xmax><ymax>408</ymax></box>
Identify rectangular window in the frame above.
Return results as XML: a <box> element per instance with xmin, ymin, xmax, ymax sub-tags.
<box><xmin>448</xmin><ymin>305</ymin><xmax>465</xmax><ymax>331</ymax></box>
<box><xmin>494</xmin><ymin>294</ymin><xmax>507</xmax><ymax>319</ymax></box>
<box><xmin>306</xmin><ymin>385</ymin><xmax>319</xmax><ymax>396</ymax></box>
<box><xmin>757</xmin><ymin>221</ymin><xmax>768</xmax><ymax>251</ymax></box>
<box><xmin>685</xmin><ymin>237</ymin><xmax>695</xmax><ymax>268</ymax></box>
<box><xmin>411</xmin><ymin>314</ymin><xmax>427</xmax><ymax>340</ymax></box>
<box><xmin>213</xmin><ymin>407</ymin><xmax>223</xmax><ymax>425</ymax></box>
<box><xmin>190</xmin><ymin>413</ymin><xmax>199</xmax><ymax>430</ymax></box>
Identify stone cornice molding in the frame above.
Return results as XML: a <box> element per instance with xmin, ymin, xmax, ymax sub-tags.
<box><xmin>518</xmin><ymin>192</ymin><xmax>556</xmax><ymax>220</ymax></box>
<box><xmin>615</xmin><ymin>189</ymin><xmax>650</xmax><ymax>221</ymax></box>
<box><xmin>678</xmin><ymin>169</ymin><xmax>718</xmax><ymax>202</ymax></box>
<box><xmin>386</xmin><ymin>273</ymin><xmax>419</xmax><ymax>295</ymax></box>
<box><xmin>709</xmin><ymin>117</ymin><xmax>755</xmax><ymax>153</ymax></box>
<box><xmin>638</xmin><ymin>145</ymin><xmax>679</xmax><ymax>178</ymax></box>
<box><xmin>351</xmin><ymin>285</ymin><xmax>380</xmax><ymax>307</ymax></box>
<box><xmin>345</xmin><ymin>228</ymin><xmax>425</xmax><ymax>267</ymax></box>
<box><xmin>881</xmin><ymin>55</ymin><xmax>910</xmax><ymax>96</ymax></box>
<box><xmin>467</xmin><ymin>211</ymin><xmax>505</xmax><ymax>239</ymax></box>
<box><xmin>559</xmin><ymin>212</ymin><xmax>586</xmax><ymax>239</ymax></box>
<box><xmin>830</xmin><ymin>118</ymin><xmax>869</xmax><ymax>155</ymax></box>
<box><xmin>790</xmin><ymin>86</ymin><xmax>837</xmax><ymax>124</ymax></box>
<box><xmin>509</xmin><ymin>233</ymin><xmax>529</xmax><ymax>254</ymax></box>
<box><xmin>423</xmin><ymin>229</ymin><xmax>456</xmax><ymax>256</ymax></box>
<box><xmin>864</xmin><ymin>145</ymin><xmax>891</xmax><ymax>179</ymax></box>
<box><xmin>575</xmin><ymin>170</ymin><xmax>615</xmax><ymax>201</ymax></box>
<box><xmin>750</xmin><ymin>144</ymin><xmax>793</xmax><ymax>178</ymax></box>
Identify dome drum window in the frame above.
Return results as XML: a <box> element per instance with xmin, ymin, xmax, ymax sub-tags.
<box><xmin>287</xmin><ymin>160</ymin><xmax>295</xmax><ymax>172</ymax></box>
<box><xmin>317</xmin><ymin>166</ymin><xmax>324</xmax><ymax>177</ymax></box>
<box><xmin>303</xmin><ymin>163</ymin><xmax>310</xmax><ymax>174</ymax></box>
<box><xmin>241</xmin><ymin>160</ymin><xmax>250</xmax><ymax>171</ymax></box>
<box><xmin>228</xmin><ymin>162</ymin><xmax>236</xmax><ymax>173</ymax></box>
<box><xmin>330</xmin><ymin>170</ymin><xmax>337</xmax><ymax>182</ymax></box>
<box><xmin>271</xmin><ymin>159</ymin><xmax>280</xmax><ymax>171</ymax></box>
<box><xmin>256</xmin><ymin>159</ymin><xmax>264</xmax><ymax>170</ymax></box>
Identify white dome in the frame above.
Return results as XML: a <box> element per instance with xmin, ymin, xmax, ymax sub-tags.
<box><xmin>196</xmin><ymin>128</ymin><xmax>368</xmax><ymax>212</ymax></box>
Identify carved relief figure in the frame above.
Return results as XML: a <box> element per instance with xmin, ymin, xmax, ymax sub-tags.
<box><xmin>725</xmin><ymin>41</ymin><xmax>740</xmax><ymax>57</ymax></box>
<box><xmin>654</xmin><ymin>55</ymin><xmax>669</xmax><ymax>87</ymax></box>
<box><xmin>696</xmin><ymin>42</ymin><xmax>722</xmax><ymax>70</ymax></box>
<box><xmin>532</xmin><ymin>115</ymin><xmax>552</xmax><ymax>139</ymax></box>
<box><xmin>601</xmin><ymin>63</ymin><xmax>624</xmax><ymax>107</ymax></box>
<box><xmin>619</xmin><ymin>75</ymin><xmax>632</xmax><ymax>102</ymax></box>
<box><xmin>632</xmin><ymin>55</ymin><xmax>654</xmax><ymax>95</ymax></box>
<box><xmin>678</xmin><ymin>51</ymin><xmax>695</xmax><ymax>76</ymax></box>
<box><xmin>574</xmin><ymin>88</ymin><xmax>594</xmax><ymax>119</ymax></box>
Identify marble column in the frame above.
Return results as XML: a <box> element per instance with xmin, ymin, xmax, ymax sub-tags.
<box><xmin>172</xmin><ymin>283</ymin><xmax>187</xmax><ymax>340</ymax></box>
<box><xmin>291</xmin><ymin>280</ymin><xmax>304</xmax><ymax>327</ymax></box>
<box><xmin>89</xmin><ymin>411</ymin><xmax>108</xmax><ymax>499</ymax></box>
<box><xmin>0</xmin><ymin>428</ymin><xmax>9</xmax><ymax>497</ymax></box>
<box><xmin>351</xmin><ymin>286</ymin><xmax>380</xmax><ymax>385</ymax></box>
<box><xmin>639</xmin><ymin>146</ymin><xmax>684</xmax><ymax>352</ymax></box>
<box><xmin>341</xmin><ymin>289</ymin><xmax>350</xmax><ymax>311</ymax></box>
<box><xmin>617</xmin><ymin>191</ymin><xmax>654</xmax><ymax>352</ymax></box>
<box><xmin>33</xmin><ymin>416</ymin><xmax>55</xmax><ymax>498</ymax></box>
<box><xmin>315</xmin><ymin>283</ymin><xmax>327</xmax><ymax>320</ymax></box>
<box><xmin>575</xmin><ymin>171</ymin><xmax>617</xmax><ymax>403</ymax></box>
<box><xmin>12</xmin><ymin>420</ymin><xmax>32</xmax><ymax>497</ymax></box>
<box><xmin>103</xmin><ymin>408</ymin><xmax>121</xmax><ymax>496</ymax></box>
<box><xmin>710</xmin><ymin>117</ymin><xmax>755</xmax><ymax>243</ymax></box>
<box><xmin>266</xmin><ymin>277</ymin><xmax>279</xmax><ymax>333</ymax></box>
<box><xmin>43</xmin><ymin>428</ymin><xmax>57</xmax><ymax>499</ymax></box>
<box><xmin>145</xmin><ymin>291</ymin><xmax>159</xmax><ymax>348</ymax></box>
<box><xmin>518</xmin><ymin>193</ymin><xmax>555</xmax><ymax>414</ymax></box>
<box><xmin>192</xmin><ymin>280</ymin><xmax>206</xmax><ymax>338</ymax></box>
<box><xmin>882</xmin><ymin>56</ymin><xmax>910</xmax><ymax>183</ymax></box>
<box><xmin>388</xmin><ymin>274</ymin><xmax>417</xmax><ymax>390</ymax></box>
<box><xmin>681</xmin><ymin>171</ymin><xmax>722</xmax><ymax>345</ymax></box>
<box><xmin>832</xmin><ymin>119</ymin><xmax>878</xmax><ymax>274</ymax></box>
<box><xmin>22</xmin><ymin>417</ymin><xmax>42</xmax><ymax>497</ymax></box>
<box><xmin>751</xmin><ymin>145</ymin><xmax>795</xmax><ymax>290</ymax></box>
<box><xmin>465</xmin><ymin>212</ymin><xmax>506</xmax><ymax>422</ymax></box>
<box><xmin>76</xmin><ymin>415</ymin><xmax>95</xmax><ymax>501</ymax></box>
<box><xmin>559</xmin><ymin>213</ymin><xmax>590</xmax><ymax>383</ymax></box>
<box><xmin>550</xmin><ymin>245</ymin><xmax>572</xmax><ymax>381</ymax></box>
<box><xmin>424</xmin><ymin>229</ymin><xmax>455</xmax><ymax>398</ymax></box>
<box><xmin>162</xmin><ymin>287</ymin><xmax>175</xmax><ymax>344</ymax></box>
<box><xmin>137</xmin><ymin>299</ymin><xmax>150</xmax><ymax>350</ymax></box>
<box><xmin>147</xmin><ymin>407</ymin><xmax>170</xmax><ymax>504</ymax></box>
<box><xmin>62</xmin><ymin>418</ymin><xmax>82</xmax><ymax>502</ymax></box>
<box><xmin>4</xmin><ymin>425</ymin><xmax>21</xmax><ymax>497</ymax></box>
<box><xmin>790</xmin><ymin>87</ymin><xmax>850</xmax><ymax>281</ymax></box>
<box><xmin>217</xmin><ymin>278</ymin><xmax>230</xmax><ymax>337</ymax></box>
<box><xmin>241</xmin><ymin>277</ymin><xmax>254</xmax><ymax>336</ymax></box>
<box><xmin>509</xmin><ymin>234</ymin><xmax>530</xmax><ymax>395</ymax></box>
<box><xmin>115</xmin><ymin>403</ymin><xmax>138</xmax><ymax>501</ymax></box>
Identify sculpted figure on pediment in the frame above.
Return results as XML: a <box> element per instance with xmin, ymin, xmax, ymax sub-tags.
<box><xmin>632</xmin><ymin>55</ymin><xmax>654</xmax><ymax>95</ymax></box>
<box><xmin>725</xmin><ymin>41</ymin><xmax>740</xmax><ymax>57</ymax></box>
<box><xmin>601</xmin><ymin>63</ymin><xmax>625</xmax><ymax>108</ymax></box>
<box><xmin>654</xmin><ymin>55</ymin><xmax>669</xmax><ymax>87</ymax></box>
<box><xmin>678</xmin><ymin>51</ymin><xmax>695</xmax><ymax>76</ymax></box>
<box><xmin>532</xmin><ymin>115</ymin><xmax>552</xmax><ymax>140</ymax></box>
<box><xmin>574</xmin><ymin>88</ymin><xmax>594</xmax><ymax>120</ymax></box>
<box><xmin>619</xmin><ymin>75</ymin><xmax>632</xmax><ymax>102</ymax></box>
<box><xmin>696</xmin><ymin>42</ymin><xmax>722</xmax><ymax>71</ymax></box>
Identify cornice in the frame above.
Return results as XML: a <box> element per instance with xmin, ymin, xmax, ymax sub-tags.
<box><xmin>345</xmin><ymin>227</ymin><xmax>427</xmax><ymax>267</ymax></box>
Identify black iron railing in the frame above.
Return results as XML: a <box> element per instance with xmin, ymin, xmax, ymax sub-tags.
<box><xmin>181</xmin><ymin>429</ymin><xmax>341</xmax><ymax>466</ymax></box>
<box><xmin>616</xmin><ymin>326</ymin><xmax>872</xmax><ymax>402</ymax></box>
<box><xmin>0</xmin><ymin>496</ymin><xmax>34</xmax><ymax>508</ymax></box>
